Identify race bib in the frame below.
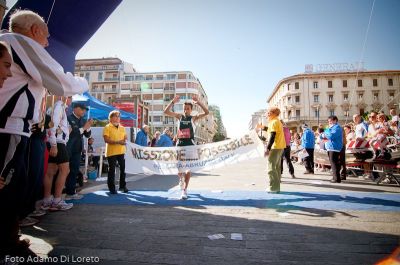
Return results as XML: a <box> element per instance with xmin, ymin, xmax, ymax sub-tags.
<box><xmin>178</xmin><ymin>128</ymin><xmax>191</xmax><ymax>139</ymax></box>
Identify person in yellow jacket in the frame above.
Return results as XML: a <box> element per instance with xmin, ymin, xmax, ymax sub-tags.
<box><xmin>264</xmin><ymin>107</ymin><xmax>286</xmax><ymax>193</ymax></box>
<box><xmin>103</xmin><ymin>110</ymin><xmax>128</xmax><ymax>194</ymax></box>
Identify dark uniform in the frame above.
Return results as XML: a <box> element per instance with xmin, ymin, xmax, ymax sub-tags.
<box><xmin>66</xmin><ymin>113</ymin><xmax>91</xmax><ymax>196</ymax></box>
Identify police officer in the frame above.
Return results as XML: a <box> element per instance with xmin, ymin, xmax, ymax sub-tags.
<box><xmin>65</xmin><ymin>103</ymin><xmax>92</xmax><ymax>200</ymax></box>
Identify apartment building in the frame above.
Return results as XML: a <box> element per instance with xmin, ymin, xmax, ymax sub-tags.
<box><xmin>267</xmin><ymin>70</ymin><xmax>400</xmax><ymax>131</ymax></box>
<box><xmin>75</xmin><ymin>58</ymin><xmax>216</xmax><ymax>143</ymax></box>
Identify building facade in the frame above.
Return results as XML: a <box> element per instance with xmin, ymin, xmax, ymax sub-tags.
<box><xmin>75</xmin><ymin>58</ymin><xmax>216</xmax><ymax>143</ymax></box>
<box><xmin>209</xmin><ymin>105</ymin><xmax>227</xmax><ymax>140</ymax></box>
<box><xmin>267</xmin><ymin>70</ymin><xmax>400</xmax><ymax>131</ymax></box>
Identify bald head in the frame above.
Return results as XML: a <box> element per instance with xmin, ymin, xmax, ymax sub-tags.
<box><xmin>9</xmin><ymin>10</ymin><xmax>49</xmax><ymax>47</ymax></box>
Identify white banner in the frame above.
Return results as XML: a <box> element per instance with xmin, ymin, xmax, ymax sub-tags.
<box><xmin>125</xmin><ymin>131</ymin><xmax>264</xmax><ymax>175</ymax></box>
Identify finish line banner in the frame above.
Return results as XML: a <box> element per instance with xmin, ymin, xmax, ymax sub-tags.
<box><xmin>125</xmin><ymin>131</ymin><xmax>264</xmax><ymax>175</ymax></box>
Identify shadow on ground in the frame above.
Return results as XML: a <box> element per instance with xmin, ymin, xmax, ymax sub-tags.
<box><xmin>23</xmin><ymin>203</ymin><xmax>399</xmax><ymax>265</ymax></box>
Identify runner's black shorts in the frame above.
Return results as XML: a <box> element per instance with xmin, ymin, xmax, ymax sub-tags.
<box><xmin>47</xmin><ymin>142</ymin><xmax>69</xmax><ymax>164</ymax></box>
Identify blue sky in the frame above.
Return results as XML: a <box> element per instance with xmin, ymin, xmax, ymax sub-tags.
<box><xmin>8</xmin><ymin>0</ymin><xmax>400</xmax><ymax>138</ymax></box>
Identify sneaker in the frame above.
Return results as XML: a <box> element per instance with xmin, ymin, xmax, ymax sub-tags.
<box><xmin>181</xmin><ymin>190</ymin><xmax>188</xmax><ymax>200</ymax></box>
<box><xmin>41</xmin><ymin>200</ymin><xmax>52</xmax><ymax>211</ymax></box>
<box><xmin>179</xmin><ymin>176</ymin><xmax>185</xmax><ymax>190</ymax></box>
<box><xmin>49</xmin><ymin>200</ymin><xmax>73</xmax><ymax>211</ymax></box>
<box><xmin>19</xmin><ymin>217</ymin><xmax>39</xmax><ymax>227</ymax></box>
<box><xmin>363</xmin><ymin>174</ymin><xmax>373</xmax><ymax>180</ymax></box>
<box><xmin>29</xmin><ymin>209</ymin><xmax>47</xmax><ymax>217</ymax></box>
<box><xmin>65</xmin><ymin>193</ymin><xmax>83</xmax><ymax>200</ymax></box>
<box><xmin>119</xmin><ymin>187</ymin><xmax>129</xmax><ymax>193</ymax></box>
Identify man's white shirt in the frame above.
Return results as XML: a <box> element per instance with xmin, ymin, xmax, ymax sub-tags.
<box><xmin>0</xmin><ymin>32</ymin><xmax>88</xmax><ymax>137</ymax></box>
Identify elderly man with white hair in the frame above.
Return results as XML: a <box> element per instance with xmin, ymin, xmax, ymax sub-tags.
<box><xmin>0</xmin><ymin>10</ymin><xmax>88</xmax><ymax>258</ymax></box>
<box><xmin>135</xmin><ymin>124</ymin><xmax>150</xmax><ymax>146</ymax></box>
<box><xmin>156</xmin><ymin>128</ymin><xmax>174</xmax><ymax>147</ymax></box>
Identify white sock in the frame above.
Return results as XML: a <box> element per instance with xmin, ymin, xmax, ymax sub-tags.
<box><xmin>44</xmin><ymin>196</ymin><xmax>53</xmax><ymax>204</ymax></box>
<box><xmin>53</xmin><ymin>197</ymin><xmax>62</xmax><ymax>204</ymax></box>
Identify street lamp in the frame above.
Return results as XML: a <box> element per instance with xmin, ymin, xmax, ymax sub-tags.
<box><xmin>316</xmin><ymin>104</ymin><xmax>321</xmax><ymax>127</ymax></box>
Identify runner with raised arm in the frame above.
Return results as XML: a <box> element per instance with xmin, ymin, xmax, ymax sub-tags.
<box><xmin>164</xmin><ymin>95</ymin><xmax>209</xmax><ymax>199</ymax></box>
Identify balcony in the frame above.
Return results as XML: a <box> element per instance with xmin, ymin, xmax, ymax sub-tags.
<box><xmin>150</xmin><ymin>121</ymin><xmax>163</xmax><ymax>126</ymax></box>
<box><xmin>120</xmin><ymin>90</ymin><xmax>130</xmax><ymax>95</ymax></box>
<box><xmin>104</xmin><ymin>77</ymin><xmax>120</xmax><ymax>82</ymax></box>
<box><xmin>285</xmin><ymin>115</ymin><xmax>352</xmax><ymax>125</ymax></box>
<box><xmin>149</xmin><ymin>110</ymin><xmax>164</xmax><ymax>115</ymax></box>
<box><xmin>175</xmin><ymin>88</ymin><xmax>198</xmax><ymax>94</ymax></box>
<box><xmin>91</xmin><ymin>88</ymin><xmax>118</xmax><ymax>93</ymax></box>
<box><xmin>163</xmin><ymin>121</ymin><xmax>175</xmax><ymax>125</ymax></box>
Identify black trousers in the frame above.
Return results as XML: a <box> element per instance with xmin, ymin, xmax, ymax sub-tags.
<box><xmin>19</xmin><ymin>135</ymin><xmax>45</xmax><ymax>219</ymax></box>
<box><xmin>339</xmin><ymin>146</ymin><xmax>346</xmax><ymax>177</ymax></box>
<box><xmin>107</xmin><ymin>154</ymin><xmax>126</xmax><ymax>192</ymax></box>
<box><xmin>328</xmin><ymin>151</ymin><xmax>341</xmax><ymax>182</ymax></box>
<box><xmin>0</xmin><ymin>134</ymin><xmax>29</xmax><ymax>251</ymax></box>
<box><xmin>304</xmin><ymin>148</ymin><xmax>314</xmax><ymax>173</ymax></box>
<box><xmin>281</xmin><ymin>145</ymin><xmax>294</xmax><ymax>175</ymax></box>
<box><xmin>66</xmin><ymin>151</ymin><xmax>81</xmax><ymax>195</ymax></box>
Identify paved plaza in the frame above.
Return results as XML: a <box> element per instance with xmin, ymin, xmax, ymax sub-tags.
<box><xmin>22</xmin><ymin>157</ymin><xmax>400</xmax><ymax>265</ymax></box>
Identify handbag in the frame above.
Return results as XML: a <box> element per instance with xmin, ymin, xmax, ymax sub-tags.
<box><xmin>298</xmin><ymin>148</ymin><xmax>309</xmax><ymax>159</ymax></box>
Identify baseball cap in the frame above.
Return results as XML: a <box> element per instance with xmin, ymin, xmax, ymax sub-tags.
<box><xmin>73</xmin><ymin>103</ymin><xmax>88</xmax><ymax>110</ymax></box>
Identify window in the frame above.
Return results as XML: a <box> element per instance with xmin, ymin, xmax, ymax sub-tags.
<box><xmin>166</xmin><ymin>74</ymin><xmax>176</xmax><ymax>80</ymax></box>
<box><xmin>358</xmin><ymin>79</ymin><xmax>363</xmax><ymax>87</ymax></box>
<box><xmin>111</xmin><ymin>85</ymin><xmax>116</xmax><ymax>89</ymax></box>
<box><xmin>358</xmin><ymin>93</ymin><xmax>363</xmax><ymax>100</ymax></box>
<box><xmin>343</xmin><ymin>80</ymin><xmax>347</xmax><ymax>87</ymax></box>
<box><xmin>288</xmin><ymin>110</ymin><xmax>292</xmax><ymax>118</ymax></box>
<box><xmin>85</xmin><ymin>72</ymin><xmax>90</xmax><ymax>82</ymax></box>
<box><xmin>98</xmin><ymin>72</ymin><xmax>103</xmax><ymax>81</ymax></box>
<box><xmin>328</xmin><ymin>95</ymin><xmax>333</xmax><ymax>102</ymax></box>
<box><xmin>313</xmin><ymin>81</ymin><xmax>318</xmax><ymax>89</ymax></box>
<box><xmin>314</xmin><ymin>109</ymin><xmax>319</xmax><ymax>118</ymax></box>
<box><xmin>135</xmin><ymin>75</ymin><xmax>144</xmax><ymax>81</ymax></box>
<box><xmin>152</xmin><ymin>116</ymin><xmax>162</xmax><ymax>122</ymax></box>
<box><xmin>164</xmin><ymin>83</ymin><xmax>175</xmax><ymax>90</ymax></box>
<box><xmin>313</xmin><ymin>95</ymin><xmax>319</xmax><ymax>103</ymax></box>
<box><xmin>287</xmin><ymin>84</ymin><xmax>290</xmax><ymax>91</ymax></box>
<box><xmin>295</xmin><ymin>96</ymin><xmax>300</xmax><ymax>103</ymax></box>
<box><xmin>373</xmin><ymin>93</ymin><xmax>379</xmax><ymax>100</ymax></box>
<box><xmin>145</xmin><ymin>75</ymin><xmax>153</xmax><ymax>80</ymax></box>
<box><xmin>343</xmin><ymin>94</ymin><xmax>349</xmax><ymax>101</ymax></box>
<box><xmin>344</xmin><ymin>110</ymin><xmax>349</xmax><ymax>117</ymax></box>
<box><xmin>373</xmin><ymin>79</ymin><xmax>378</xmax><ymax>87</ymax></box>
<box><xmin>296</xmin><ymin>110</ymin><xmax>300</xmax><ymax>117</ymax></box>
<box><xmin>388</xmin><ymin>78</ymin><xmax>393</xmax><ymax>86</ymax></box>
<box><xmin>330</xmin><ymin>110</ymin><xmax>335</xmax><ymax>116</ymax></box>
<box><xmin>389</xmin><ymin>92</ymin><xmax>395</xmax><ymax>101</ymax></box>
<box><xmin>178</xmin><ymin>73</ymin><xmax>187</xmax><ymax>79</ymax></box>
<box><xmin>176</xmin><ymin>82</ymin><xmax>186</xmax><ymax>88</ymax></box>
<box><xmin>287</xmin><ymin>96</ymin><xmax>291</xmax><ymax>104</ymax></box>
<box><xmin>295</xmin><ymin>82</ymin><xmax>299</xmax><ymax>89</ymax></box>
<box><xmin>328</xmin><ymin>81</ymin><xmax>332</xmax><ymax>88</ymax></box>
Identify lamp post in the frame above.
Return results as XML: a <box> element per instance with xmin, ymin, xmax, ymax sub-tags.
<box><xmin>317</xmin><ymin>104</ymin><xmax>321</xmax><ymax>127</ymax></box>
